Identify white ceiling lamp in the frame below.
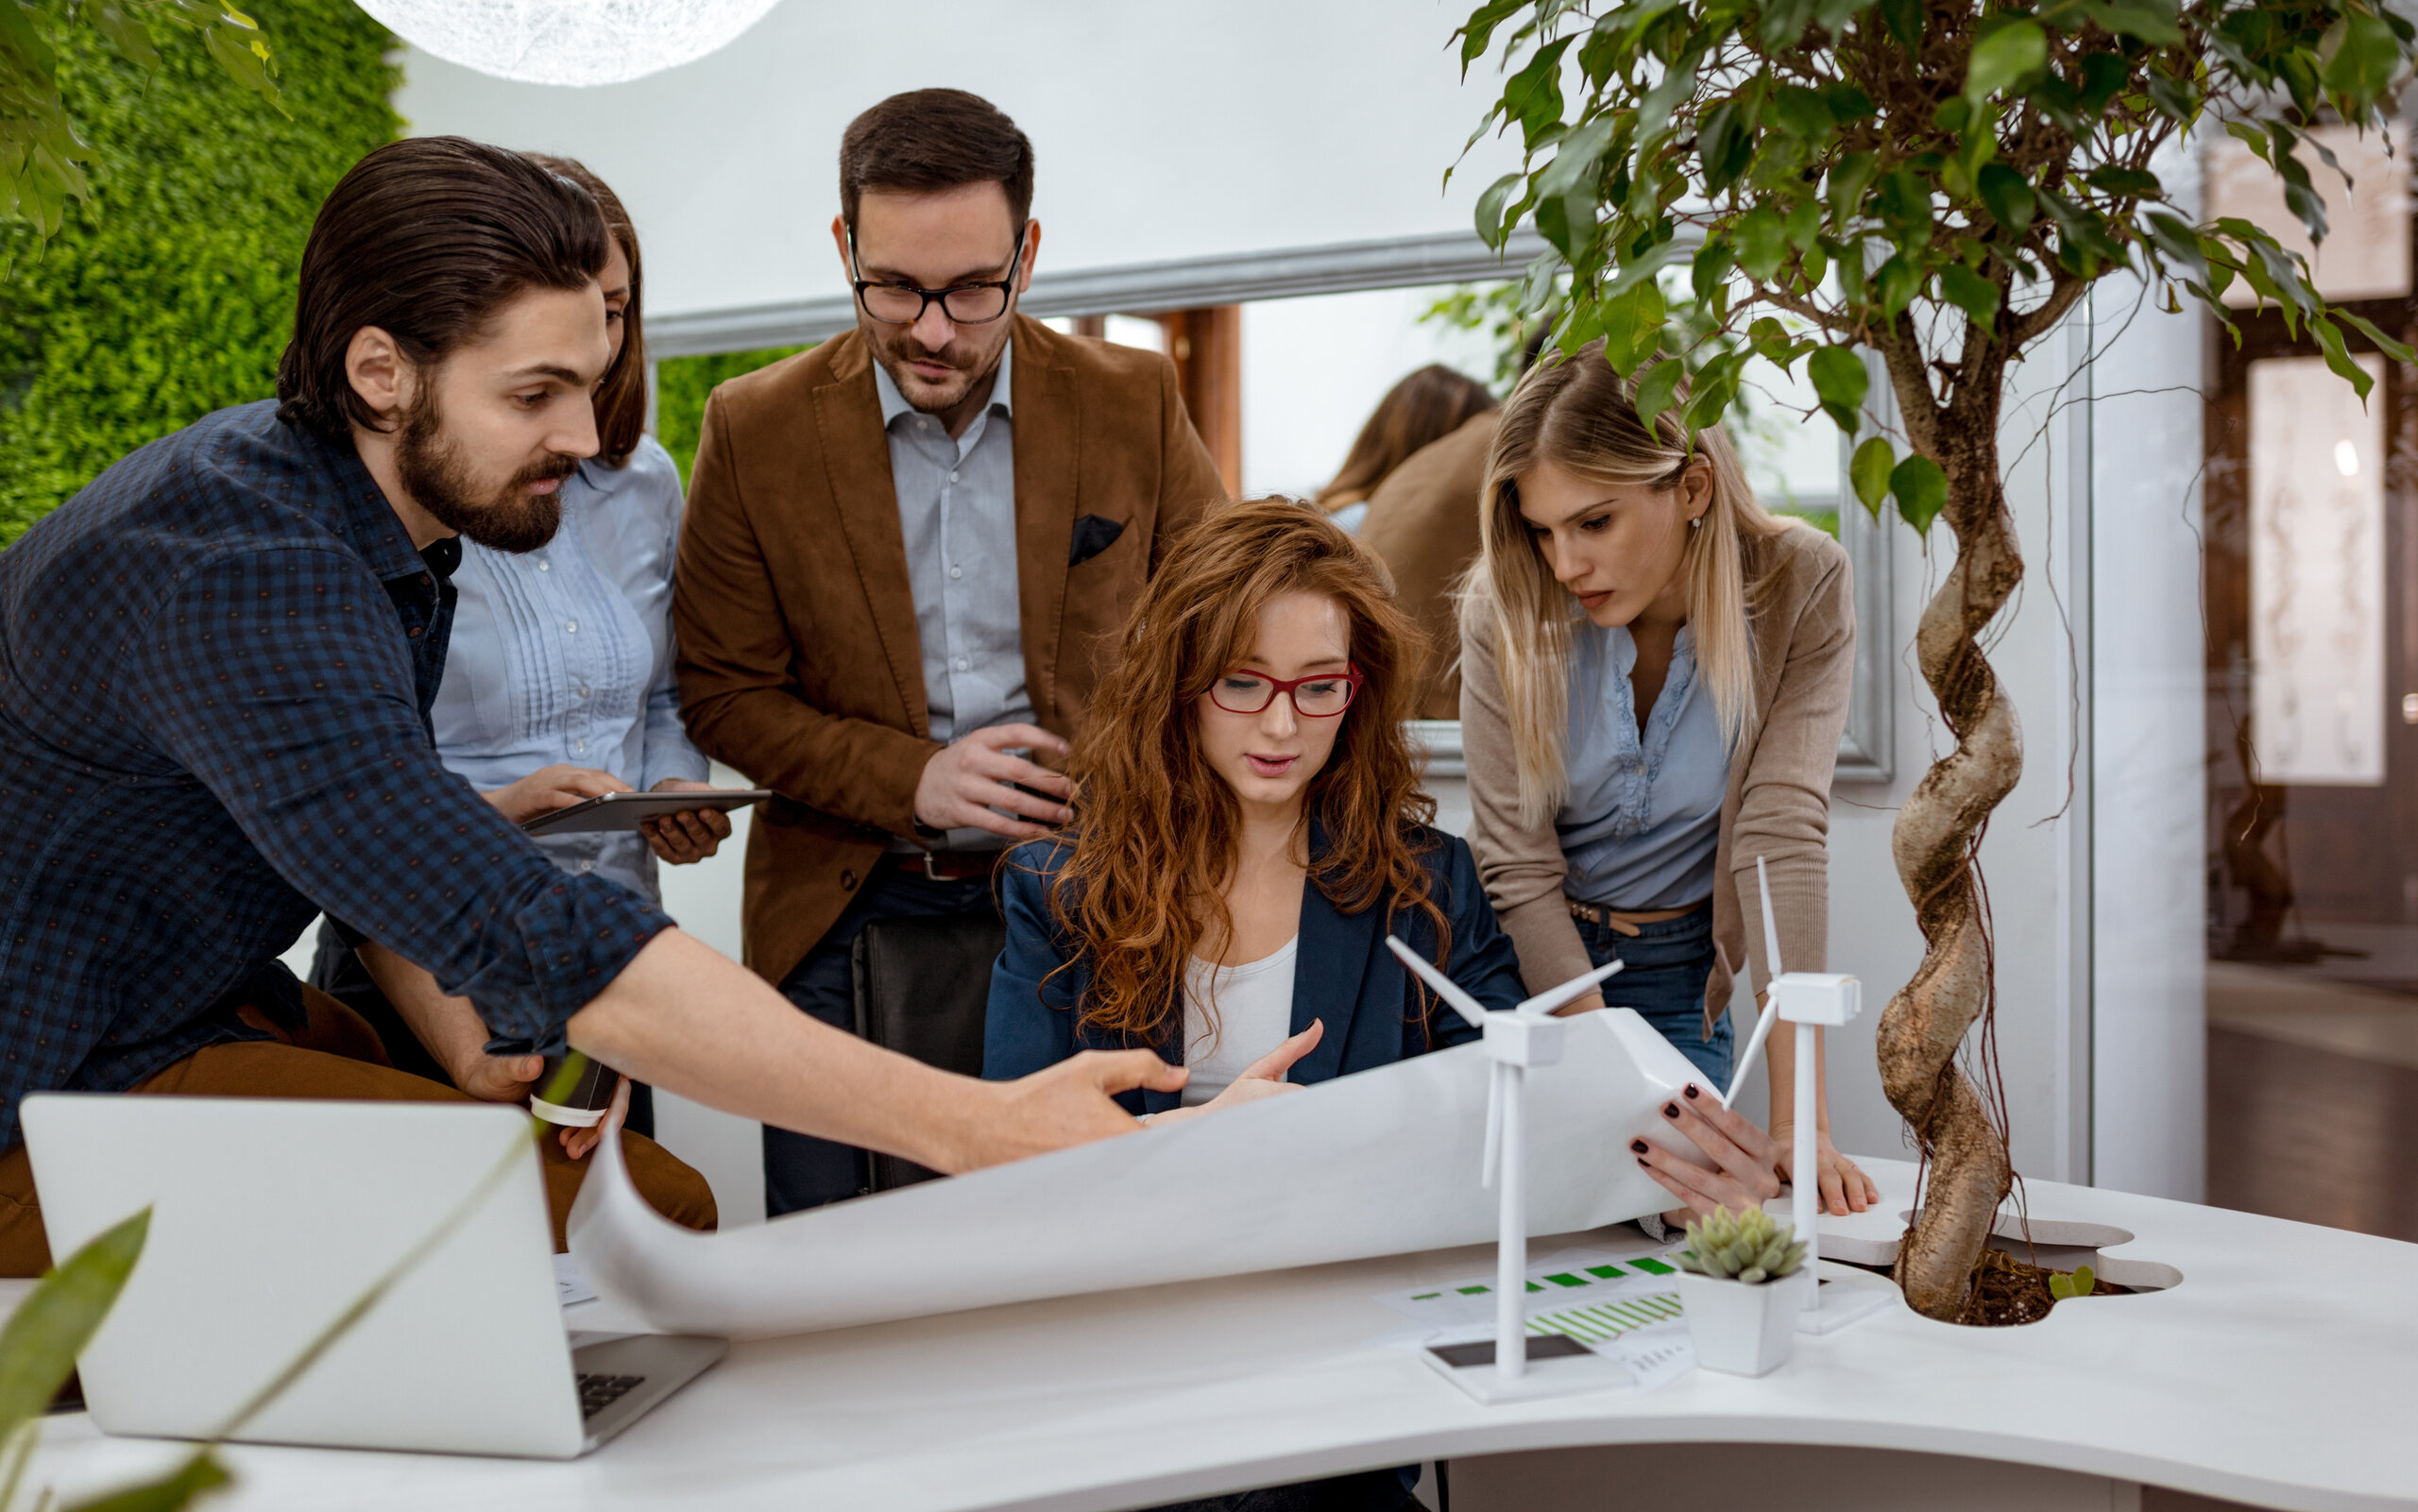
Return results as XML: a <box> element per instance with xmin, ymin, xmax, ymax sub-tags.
<box><xmin>356</xmin><ymin>0</ymin><xmax>782</xmax><ymax>88</ymax></box>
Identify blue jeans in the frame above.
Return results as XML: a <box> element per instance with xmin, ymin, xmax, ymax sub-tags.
<box><xmin>768</xmin><ymin>868</ymin><xmax>998</xmax><ymax>1217</ymax></box>
<box><xmin>1572</xmin><ymin>901</ymin><xmax>1732</xmax><ymax>1088</ymax></box>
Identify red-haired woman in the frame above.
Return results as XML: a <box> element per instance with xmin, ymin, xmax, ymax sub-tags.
<box><xmin>982</xmin><ymin>498</ymin><xmax>1788</xmax><ymax>1183</ymax></box>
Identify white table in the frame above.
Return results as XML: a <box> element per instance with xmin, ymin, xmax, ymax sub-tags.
<box><xmin>16</xmin><ymin>1159</ymin><xmax>2415</xmax><ymax>1512</ymax></box>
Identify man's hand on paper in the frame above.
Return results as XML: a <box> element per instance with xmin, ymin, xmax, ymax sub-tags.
<box><xmin>949</xmin><ymin>1048</ymin><xmax>1190</xmax><ymax>1168</ymax></box>
<box><xmin>1150</xmin><ymin>1020</ymin><xmax>1324</xmax><ymax>1126</ymax></box>
<box><xmin>913</xmin><ymin>723</ymin><xmax>1073</xmax><ymax>840</ymax></box>
<box><xmin>1630</xmin><ymin>1081</ymin><xmax>1785</xmax><ymax>1219</ymax></box>
<box><xmin>639</xmin><ymin>778</ymin><xmax>734</xmax><ymax>864</ymax></box>
<box><xmin>483</xmin><ymin>763</ymin><xmax>629</xmax><ymax>824</ymax></box>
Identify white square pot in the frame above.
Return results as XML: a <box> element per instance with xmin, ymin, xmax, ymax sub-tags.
<box><xmin>1675</xmin><ymin>1270</ymin><xmax>1800</xmax><ymax>1376</ymax></box>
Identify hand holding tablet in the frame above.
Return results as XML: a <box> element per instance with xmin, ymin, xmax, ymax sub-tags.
<box><xmin>519</xmin><ymin>786</ymin><xmax>773</xmax><ymax>837</ymax></box>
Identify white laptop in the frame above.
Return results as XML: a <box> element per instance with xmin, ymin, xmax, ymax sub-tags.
<box><xmin>20</xmin><ymin>1095</ymin><xmax>724</xmax><ymax>1458</ymax></box>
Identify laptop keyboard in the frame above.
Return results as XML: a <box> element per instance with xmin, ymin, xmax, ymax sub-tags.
<box><xmin>577</xmin><ymin>1372</ymin><xmax>646</xmax><ymax>1420</ymax></box>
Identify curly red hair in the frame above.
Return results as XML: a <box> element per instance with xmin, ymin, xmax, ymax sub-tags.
<box><xmin>1041</xmin><ymin>497</ymin><xmax>1447</xmax><ymax>1045</ymax></box>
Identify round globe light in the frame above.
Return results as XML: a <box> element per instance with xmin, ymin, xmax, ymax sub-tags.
<box><xmin>357</xmin><ymin>0</ymin><xmax>781</xmax><ymax>88</ymax></box>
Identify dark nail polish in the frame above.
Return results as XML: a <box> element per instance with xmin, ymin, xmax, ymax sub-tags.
<box><xmin>1629</xmin><ymin>1139</ymin><xmax>1648</xmax><ymax>1154</ymax></box>
<box><xmin>1684</xmin><ymin>1084</ymin><xmax>1701</xmax><ymax>1099</ymax></box>
<box><xmin>1662</xmin><ymin>1102</ymin><xmax>1680</xmax><ymax>1118</ymax></box>
<box><xmin>1636</xmin><ymin>1157</ymin><xmax>1650</xmax><ymax>1169</ymax></box>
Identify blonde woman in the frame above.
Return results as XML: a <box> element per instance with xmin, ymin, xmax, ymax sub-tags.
<box><xmin>1460</xmin><ymin>341</ymin><xmax>1878</xmax><ymax>1218</ymax></box>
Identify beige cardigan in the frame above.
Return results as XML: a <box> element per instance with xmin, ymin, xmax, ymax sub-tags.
<box><xmin>1460</xmin><ymin>525</ymin><xmax>1856</xmax><ymax>1027</ymax></box>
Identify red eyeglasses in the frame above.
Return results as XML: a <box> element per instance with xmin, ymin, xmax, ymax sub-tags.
<box><xmin>1208</xmin><ymin>668</ymin><xmax>1364</xmax><ymax>717</ymax></box>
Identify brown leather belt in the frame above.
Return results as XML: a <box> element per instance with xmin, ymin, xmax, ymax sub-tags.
<box><xmin>1565</xmin><ymin>897</ymin><xmax>1707</xmax><ymax>937</ymax></box>
<box><xmin>883</xmin><ymin>848</ymin><xmax>1010</xmax><ymax>883</ymax></box>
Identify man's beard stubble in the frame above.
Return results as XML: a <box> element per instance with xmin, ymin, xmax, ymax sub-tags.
<box><xmin>395</xmin><ymin>386</ymin><xmax>578</xmax><ymax>555</ymax></box>
<box><xmin>869</xmin><ymin>324</ymin><xmax>997</xmax><ymax>416</ymax></box>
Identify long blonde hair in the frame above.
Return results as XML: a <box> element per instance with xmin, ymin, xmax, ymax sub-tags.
<box><xmin>1467</xmin><ymin>342</ymin><xmax>1794</xmax><ymax>825</ymax></box>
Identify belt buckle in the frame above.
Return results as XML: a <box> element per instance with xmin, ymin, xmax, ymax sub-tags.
<box><xmin>921</xmin><ymin>849</ymin><xmax>946</xmax><ymax>882</ymax></box>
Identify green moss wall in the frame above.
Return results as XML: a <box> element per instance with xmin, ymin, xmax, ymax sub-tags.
<box><xmin>0</xmin><ymin>0</ymin><xmax>400</xmax><ymax>542</ymax></box>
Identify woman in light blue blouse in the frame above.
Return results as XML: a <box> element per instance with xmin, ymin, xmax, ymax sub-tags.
<box><xmin>311</xmin><ymin>158</ymin><xmax>728</xmax><ymax>1139</ymax></box>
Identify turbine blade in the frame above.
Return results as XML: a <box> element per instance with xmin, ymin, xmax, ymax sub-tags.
<box><xmin>1517</xmin><ymin>957</ymin><xmax>1625</xmax><ymax>1017</ymax></box>
<box><xmin>1481</xmin><ymin>1060</ymin><xmax>1504</xmax><ymax>1189</ymax></box>
<box><xmin>1724</xmin><ymin>995</ymin><xmax>1779</xmax><ymax>1107</ymax></box>
<box><xmin>1386</xmin><ymin>934</ymin><xmax>1490</xmax><ymax>1030</ymax></box>
<box><xmin>1757</xmin><ymin>854</ymin><xmax>1785</xmax><ymax>986</ymax></box>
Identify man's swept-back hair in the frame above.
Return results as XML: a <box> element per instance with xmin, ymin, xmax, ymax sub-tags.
<box><xmin>278</xmin><ymin>136</ymin><xmax>611</xmax><ymax>439</ymax></box>
<box><xmin>1041</xmin><ymin>498</ymin><xmax>1448</xmax><ymax>1049</ymax></box>
<box><xmin>839</xmin><ymin>89</ymin><xmax>1034</xmax><ymax>232</ymax></box>
<box><xmin>528</xmin><ymin>153</ymin><xmax>645</xmax><ymax>467</ymax></box>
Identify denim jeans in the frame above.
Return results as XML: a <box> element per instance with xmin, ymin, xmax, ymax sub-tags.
<box><xmin>1572</xmin><ymin>901</ymin><xmax>1733</xmax><ymax>1088</ymax></box>
<box><xmin>767</xmin><ymin>868</ymin><xmax>999</xmax><ymax>1216</ymax></box>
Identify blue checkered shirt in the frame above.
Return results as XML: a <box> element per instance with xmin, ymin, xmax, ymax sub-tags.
<box><xmin>0</xmin><ymin>400</ymin><xmax>673</xmax><ymax>1147</ymax></box>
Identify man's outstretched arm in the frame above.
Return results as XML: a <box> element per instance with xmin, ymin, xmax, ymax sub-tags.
<box><xmin>565</xmin><ymin>928</ymin><xmax>1188</xmax><ymax>1174</ymax></box>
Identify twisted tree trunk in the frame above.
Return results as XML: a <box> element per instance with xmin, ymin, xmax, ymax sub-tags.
<box><xmin>1874</xmin><ymin>342</ymin><xmax>2028</xmax><ymax>1320</ymax></box>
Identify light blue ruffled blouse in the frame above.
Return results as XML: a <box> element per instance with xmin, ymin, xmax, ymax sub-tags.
<box><xmin>429</xmin><ymin>434</ymin><xmax>707</xmax><ymax>902</ymax></box>
<box><xmin>1556</xmin><ymin>620</ymin><xmax>1729</xmax><ymax>911</ymax></box>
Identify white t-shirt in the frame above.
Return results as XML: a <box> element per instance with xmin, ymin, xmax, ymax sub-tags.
<box><xmin>1178</xmin><ymin>934</ymin><xmax>1301</xmax><ymax>1108</ymax></box>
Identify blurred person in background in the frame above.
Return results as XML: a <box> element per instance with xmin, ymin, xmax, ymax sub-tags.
<box><xmin>1312</xmin><ymin>363</ymin><xmax>1496</xmax><ymax>536</ymax></box>
<box><xmin>311</xmin><ymin>154</ymin><xmax>730</xmax><ymax>1144</ymax></box>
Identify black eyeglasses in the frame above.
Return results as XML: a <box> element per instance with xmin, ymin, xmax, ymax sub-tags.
<box><xmin>847</xmin><ymin>225</ymin><xmax>1028</xmax><ymax>327</ymax></box>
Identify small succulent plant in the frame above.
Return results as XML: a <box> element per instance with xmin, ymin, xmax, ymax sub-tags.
<box><xmin>1674</xmin><ymin>1207</ymin><xmax>1807</xmax><ymax>1285</ymax></box>
<box><xmin>2048</xmin><ymin>1264</ymin><xmax>2097</xmax><ymax>1300</ymax></box>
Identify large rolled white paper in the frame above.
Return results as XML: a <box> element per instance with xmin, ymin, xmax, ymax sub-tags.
<box><xmin>570</xmin><ymin>1008</ymin><xmax>1712</xmax><ymax>1339</ymax></box>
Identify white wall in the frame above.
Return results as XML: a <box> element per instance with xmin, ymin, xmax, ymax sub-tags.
<box><xmin>392</xmin><ymin>0</ymin><xmax>1525</xmax><ymax>322</ymax></box>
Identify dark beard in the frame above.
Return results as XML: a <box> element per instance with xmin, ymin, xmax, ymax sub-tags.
<box><xmin>395</xmin><ymin>387</ymin><xmax>577</xmax><ymax>554</ymax></box>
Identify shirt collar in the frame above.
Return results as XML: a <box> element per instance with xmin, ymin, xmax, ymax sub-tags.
<box><xmin>295</xmin><ymin>416</ymin><xmax>434</xmax><ymax>586</ymax></box>
<box><xmin>873</xmin><ymin>336</ymin><xmax>1014</xmax><ymax>431</ymax></box>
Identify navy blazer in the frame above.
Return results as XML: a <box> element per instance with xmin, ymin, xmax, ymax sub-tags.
<box><xmin>982</xmin><ymin>824</ymin><xmax>1527</xmax><ymax>1113</ymax></box>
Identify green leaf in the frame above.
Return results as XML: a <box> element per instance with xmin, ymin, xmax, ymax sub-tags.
<box><xmin>2332</xmin><ymin>308</ymin><xmax>2418</xmax><ymax>367</ymax></box>
<box><xmin>1850</xmin><ymin>436</ymin><xmax>1894</xmax><ymax>516</ymax></box>
<box><xmin>1976</xmin><ymin>163</ymin><xmax>2035</xmax><ymax>232</ymax></box>
<box><xmin>2083</xmin><ymin>0</ymin><xmax>2184</xmax><ymax>49</ymax></box>
<box><xmin>1638</xmin><ymin>53</ymin><xmax>1700</xmax><ymax>139</ymax></box>
<box><xmin>0</xmin><ymin>1209</ymin><xmax>149</xmax><ymax>1433</ymax></box>
<box><xmin>2142</xmin><ymin>212</ymin><xmax>2208</xmax><ymax>283</ymax></box>
<box><xmin>1456</xmin><ymin>0</ymin><xmax>1528</xmax><ymax>68</ymax></box>
<box><xmin>1877</xmin><ymin>0</ymin><xmax>1921</xmax><ymax>55</ymax></box>
<box><xmin>65</xmin><ymin>1451</ymin><xmax>230</xmax><ymax>1512</ymax></box>
<box><xmin>1503</xmin><ymin>36</ymin><xmax>1574</xmax><ymax>151</ymax></box>
<box><xmin>1964</xmin><ymin>20</ymin><xmax>2046</xmax><ymax>106</ymax></box>
<box><xmin>2084</xmin><ymin>166</ymin><xmax>2162</xmax><ymax>199</ymax></box>
<box><xmin>1634</xmin><ymin>359</ymin><xmax>1685</xmax><ymax>433</ymax></box>
<box><xmin>2049</xmin><ymin>1272</ymin><xmax>2074</xmax><ymax>1300</ymax></box>
<box><xmin>1735</xmin><ymin>206</ymin><xmax>1789</xmax><ymax>280</ymax></box>
<box><xmin>1941</xmin><ymin>263</ymin><xmax>2001</xmax><ymax>327</ymax></box>
<box><xmin>2075</xmin><ymin>50</ymin><xmax>2130</xmax><ymax>116</ymax></box>
<box><xmin>1827</xmin><ymin>151</ymin><xmax>1881</xmax><ymax>229</ymax></box>
<box><xmin>2143</xmin><ymin>71</ymin><xmax>2198</xmax><ymax>126</ymax></box>
<box><xmin>2321</xmin><ymin>8</ymin><xmax>2402</xmax><ymax>107</ymax></box>
<box><xmin>1473</xmin><ymin>173</ymin><xmax>1522</xmax><ymax>250</ymax></box>
<box><xmin>1807</xmin><ymin>346</ymin><xmax>1868</xmax><ymax>432</ymax></box>
<box><xmin>2311</xmin><ymin>316</ymin><xmax>2375</xmax><ymax>405</ymax></box>
<box><xmin>2070</xmin><ymin>1264</ymin><xmax>2096</xmax><ymax>1297</ymax></box>
<box><xmin>1891</xmin><ymin>453</ymin><xmax>1948</xmax><ymax>534</ymax></box>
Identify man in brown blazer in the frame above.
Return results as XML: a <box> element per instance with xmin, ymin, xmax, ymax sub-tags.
<box><xmin>674</xmin><ymin>89</ymin><xmax>1224</xmax><ymax>1214</ymax></box>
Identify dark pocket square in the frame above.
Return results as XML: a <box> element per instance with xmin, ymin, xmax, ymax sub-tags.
<box><xmin>1068</xmin><ymin>514</ymin><xmax>1126</xmax><ymax>567</ymax></box>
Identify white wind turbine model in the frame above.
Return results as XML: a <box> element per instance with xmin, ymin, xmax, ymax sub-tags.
<box><xmin>1384</xmin><ymin>938</ymin><xmax>1624</xmax><ymax>1396</ymax></box>
<box><xmin>1733</xmin><ymin>856</ymin><xmax>1891</xmax><ymax>1334</ymax></box>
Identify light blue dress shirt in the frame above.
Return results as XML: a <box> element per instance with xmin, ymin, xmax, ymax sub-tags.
<box><xmin>875</xmin><ymin>343</ymin><xmax>1034</xmax><ymax>851</ymax></box>
<box><xmin>429</xmin><ymin>434</ymin><xmax>707</xmax><ymax>901</ymax></box>
<box><xmin>1557</xmin><ymin>621</ymin><xmax>1729</xmax><ymax>910</ymax></box>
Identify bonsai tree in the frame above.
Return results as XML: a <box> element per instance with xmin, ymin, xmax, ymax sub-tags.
<box><xmin>1452</xmin><ymin>0</ymin><xmax>2414</xmax><ymax>1319</ymax></box>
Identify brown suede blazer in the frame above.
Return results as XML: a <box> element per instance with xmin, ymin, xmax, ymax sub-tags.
<box><xmin>1357</xmin><ymin>412</ymin><xmax>1500</xmax><ymax>720</ymax></box>
<box><xmin>673</xmin><ymin>316</ymin><xmax>1225</xmax><ymax>987</ymax></box>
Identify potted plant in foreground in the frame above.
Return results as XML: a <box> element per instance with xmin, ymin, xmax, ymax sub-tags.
<box><xmin>1674</xmin><ymin>1207</ymin><xmax>1809</xmax><ymax>1376</ymax></box>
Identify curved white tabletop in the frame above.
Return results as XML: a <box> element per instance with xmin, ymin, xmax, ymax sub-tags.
<box><xmin>17</xmin><ymin>1158</ymin><xmax>2416</xmax><ymax>1512</ymax></box>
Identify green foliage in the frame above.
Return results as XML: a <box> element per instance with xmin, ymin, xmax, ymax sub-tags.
<box><xmin>0</xmin><ymin>0</ymin><xmax>395</xmax><ymax>543</ymax></box>
<box><xmin>1674</xmin><ymin>1206</ymin><xmax>1807</xmax><ymax>1284</ymax></box>
<box><xmin>655</xmin><ymin>344</ymin><xmax>808</xmax><ymax>485</ymax></box>
<box><xmin>1454</xmin><ymin>0</ymin><xmax>2418</xmax><ymax>536</ymax></box>
<box><xmin>1</xmin><ymin>0</ymin><xmax>282</xmax><ymax>241</ymax></box>
<box><xmin>2047</xmin><ymin>1263</ymin><xmax>2097</xmax><ymax>1300</ymax></box>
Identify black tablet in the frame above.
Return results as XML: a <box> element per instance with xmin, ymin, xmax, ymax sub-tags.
<box><xmin>519</xmin><ymin>789</ymin><xmax>774</xmax><ymax>837</ymax></box>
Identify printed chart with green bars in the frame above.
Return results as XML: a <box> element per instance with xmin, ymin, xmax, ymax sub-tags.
<box><xmin>1376</xmin><ymin>1250</ymin><xmax>1690</xmax><ymax>1343</ymax></box>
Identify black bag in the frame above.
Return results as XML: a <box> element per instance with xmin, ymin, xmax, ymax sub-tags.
<box><xmin>850</xmin><ymin>912</ymin><xmax>1009</xmax><ymax>1192</ymax></box>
